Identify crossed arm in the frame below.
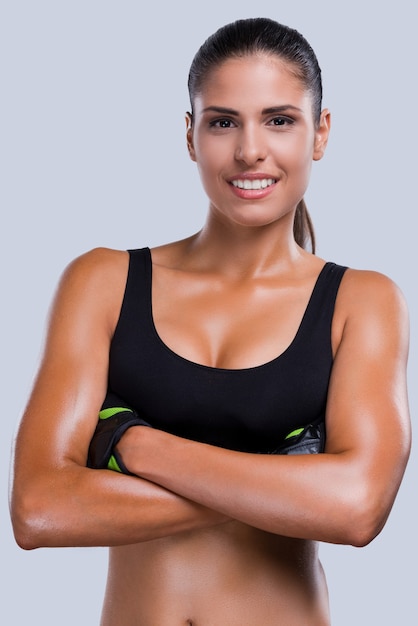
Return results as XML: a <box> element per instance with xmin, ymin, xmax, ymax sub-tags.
<box><xmin>9</xmin><ymin>248</ymin><xmax>411</xmax><ymax>549</ymax></box>
<box><xmin>10</xmin><ymin>249</ymin><xmax>228</xmax><ymax>549</ymax></box>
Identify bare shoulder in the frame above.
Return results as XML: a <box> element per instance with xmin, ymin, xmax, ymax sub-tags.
<box><xmin>57</xmin><ymin>247</ymin><xmax>129</xmax><ymax>302</ymax></box>
<box><xmin>50</xmin><ymin>247</ymin><xmax>130</xmax><ymax>337</ymax></box>
<box><xmin>339</xmin><ymin>267</ymin><xmax>408</xmax><ymax>317</ymax></box>
<box><xmin>61</xmin><ymin>246</ymin><xmax>129</xmax><ymax>286</ymax></box>
<box><xmin>335</xmin><ymin>267</ymin><xmax>409</xmax><ymax>353</ymax></box>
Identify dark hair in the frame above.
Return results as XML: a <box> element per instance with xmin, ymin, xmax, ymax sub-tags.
<box><xmin>188</xmin><ymin>17</ymin><xmax>323</xmax><ymax>253</ymax></box>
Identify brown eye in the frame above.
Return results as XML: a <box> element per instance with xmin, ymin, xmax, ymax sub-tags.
<box><xmin>209</xmin><ymin>118</ymin><xmax>235</xmax><ymax>128</ymax></box>
<box><xmin>269</xmin><ymin>116</ymin><xmax>294</xmax><ymax>127</ymax></box>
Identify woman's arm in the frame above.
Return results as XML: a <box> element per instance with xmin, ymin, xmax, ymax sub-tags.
<box><xmin>9</xmin><ymin>248</ymin><xmax>227</xmax><ymax>550</ymax></box>
<box><xmin>117</xmin><ymin>269</ymin><xmax>411</xmax><ymax>547</ymax></box>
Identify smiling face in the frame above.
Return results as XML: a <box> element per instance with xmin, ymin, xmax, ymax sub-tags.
<box><xmin>187</xmin><ymin>54</ymin><xmax>330</xmax><ymax>230</ymax></box>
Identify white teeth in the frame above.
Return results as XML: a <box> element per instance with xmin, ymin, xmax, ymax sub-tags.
<box><xmin>231</xmin><ymin>178</ymin><xmax>276</xmax><ymax>190</ymax></box>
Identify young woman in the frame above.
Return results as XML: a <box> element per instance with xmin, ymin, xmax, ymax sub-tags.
<box><xmin>10</xmin><ymin>17</ymin><xmax>411</xmax><ymax>626</ymax></box>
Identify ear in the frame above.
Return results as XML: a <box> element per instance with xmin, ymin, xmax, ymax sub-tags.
<box><xmin>313</xmin><ymin>109</ymin><xmax>331</xmax><ymax>161</ymax></box>
<box><xmin>185</xmin><ymin>112</ymin><xmax>196</xmax><ymax>162</ymax></box>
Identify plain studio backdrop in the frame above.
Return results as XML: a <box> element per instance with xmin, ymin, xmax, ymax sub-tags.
<box><xmin>1</xmin><ymin>1</ymin><xmax>416</xmax><ymax>624</ymax></box>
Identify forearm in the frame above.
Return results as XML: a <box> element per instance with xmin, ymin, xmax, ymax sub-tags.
<box><xmin>11</xmin><ymin>462</ymin><xmax>228</xmax><ymax>550</ymax></box>
<box><xmin>119</xmin><ymin>426</ymin><xmax>398</xmax><ymax>547</ymax></box>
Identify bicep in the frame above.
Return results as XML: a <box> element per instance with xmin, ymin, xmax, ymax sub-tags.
<box><xmin>325</xmin><ymin>271</ymin><xmax>411</xmax><ymax>512</ymax></box>
<box><xmin>14</xmin><ymin>250</ymin><xmax>127</xmax><ymax>473</ymax></box>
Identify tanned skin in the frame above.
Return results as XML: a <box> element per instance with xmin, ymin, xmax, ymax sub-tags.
<box><xmin>10</xmin><ymin>55</ymin><xmax>410</xmax><ymax>626</ymax></box>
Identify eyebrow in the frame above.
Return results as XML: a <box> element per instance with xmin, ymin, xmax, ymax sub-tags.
<box><xmin>201</xmin><ymin>105</ymin><xmax>303</xmax><ymax>115</ymax></box>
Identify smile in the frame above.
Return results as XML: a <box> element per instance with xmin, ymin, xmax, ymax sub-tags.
<box><xmin>231</xmin><ymin>178</ymin><xmax>276</xmax><ymax>190</ymax></box>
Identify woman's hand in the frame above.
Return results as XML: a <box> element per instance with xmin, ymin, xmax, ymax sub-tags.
<box><xmin>87</xmin><ymin>391</ymin><xmax>152</xmax><ymax>473</ymax></box>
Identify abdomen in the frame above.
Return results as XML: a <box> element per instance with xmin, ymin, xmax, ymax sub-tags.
<box><xmin>101</xmin><ymin>521</ymin><xmax>330</xmax><ymax>626</ymax></box>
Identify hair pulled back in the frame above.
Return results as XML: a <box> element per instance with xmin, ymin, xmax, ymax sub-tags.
<box><xmin>188</xmin><ymin>17</ymin><xmax>323</xmax><ymax>253</ymax></box>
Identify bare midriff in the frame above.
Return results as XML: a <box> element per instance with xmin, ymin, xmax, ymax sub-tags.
<box><xmin>100</xmin><ymin>521</ymin><xmax>330</xmax><ymax>626</ymax></box>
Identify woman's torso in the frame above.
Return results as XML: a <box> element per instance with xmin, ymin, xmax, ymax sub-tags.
<box><xmin>102</xmin><ymin>244</ymin><xmax>347</xmax><ymax>625</ymax></box>
<box><xmin>103</xmin><ymin>524</ymin><xmax>329</xmax><ymax>625</ymax></box>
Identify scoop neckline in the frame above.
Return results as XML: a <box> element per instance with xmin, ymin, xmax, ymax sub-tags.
<box><xmin>143</xmin><ymin>247</ymin><xmax>330</xmax><ymax>373</ymax></box>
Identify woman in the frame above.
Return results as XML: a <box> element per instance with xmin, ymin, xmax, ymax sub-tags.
<box><xmin>10</xmin><ymin>17</ymin><xmax>411</xmax><ymax>626</ymax></box>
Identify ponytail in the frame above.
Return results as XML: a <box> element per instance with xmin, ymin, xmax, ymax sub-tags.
<box><xmin>293</xmin><ymin>199</ymin><xmax>316</xmax><ymax>254</ymax></box>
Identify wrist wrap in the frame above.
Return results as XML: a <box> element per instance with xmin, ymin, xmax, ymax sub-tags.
<box><xmin>87</xmin><ymin>392</ymin><xmax>151</xmax><ymax>474</ymax></box>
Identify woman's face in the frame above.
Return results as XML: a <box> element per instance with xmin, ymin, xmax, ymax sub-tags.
<box><xmin>187</xmin><ymin>54</ymin><xmax>330</xmax><ymax>229</ymax></box>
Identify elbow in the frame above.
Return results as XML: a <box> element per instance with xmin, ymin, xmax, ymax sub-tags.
<box><xmin>345</xmin><ymin>518</ymin><xmax>382</xmax><ymax>549</ymax></box>
<box><xmin>10</xmin><ymin>480</ymin><xmax>61</xmax><ymax>550</ymax></box>
<box><xmin>335</xmin><ymin>491</ymin><xmax>389</xmax><ymax>548</ymax></box>
<box><xmin>11</xmin><ymin>494</ymin><xmax>47</xmax><ymax>550</ymax></box>
<box><xmin>12</xmin><ymin>522</ymin><xmax>41</xmax><ymax>551</ymax></box>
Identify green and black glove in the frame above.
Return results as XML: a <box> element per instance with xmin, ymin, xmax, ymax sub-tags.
<box><xmin>87</xmin><ymin>392</ymin><xmax>151</xmax><ymax>474</ymax></box>
<box><xmin>269</xmin><ymin>419</ymin><xmax>325</xmax><ymax>455</ymax></box>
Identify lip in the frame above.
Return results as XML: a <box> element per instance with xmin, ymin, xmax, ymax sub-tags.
<box><xmin>228</xmin><ymin>173</ymin><xmax>278</xmax><ymax>181</ymax></box>
<box><xmin>227</xmin><ymin>173</ymin><xmax>278</xmax><ymax>199</ymax></box>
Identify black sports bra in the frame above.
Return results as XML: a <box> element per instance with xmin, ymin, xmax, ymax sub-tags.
<box><xmin>108</xmin><ymin>248</ymin><xmax>348</xmax><ymax>453</ymax></box>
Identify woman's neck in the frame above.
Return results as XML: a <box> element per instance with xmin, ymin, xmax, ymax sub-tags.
<box><xmin>185</xmin><ymin>210</ymin><xmax>306</xmax><ymax>280</ymax></box>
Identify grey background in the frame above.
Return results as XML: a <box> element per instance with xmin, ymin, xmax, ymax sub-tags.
<box><xmin>1</xmin><ymin>1</ymin><xmax>416</xmax><ymax>624</ymax></box>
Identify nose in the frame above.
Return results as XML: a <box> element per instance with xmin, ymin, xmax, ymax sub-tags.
<box><xmin>234</xmin><ymin>125</ymin><xmax>267</xmax><ymax>165</ymax></box>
